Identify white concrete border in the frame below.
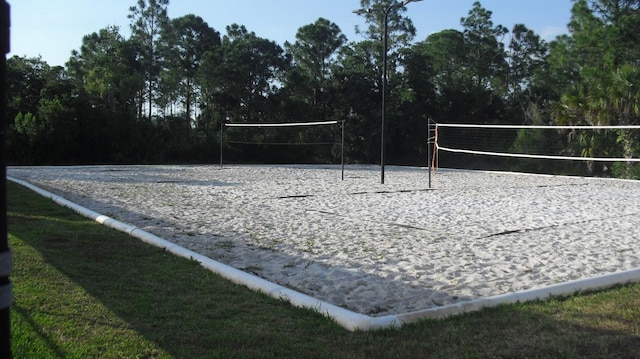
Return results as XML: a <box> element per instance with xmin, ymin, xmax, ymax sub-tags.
<box><xmin>8</xmin><ymin>176</ymin><xmax>640</xmax><ymax>331</ymax></box>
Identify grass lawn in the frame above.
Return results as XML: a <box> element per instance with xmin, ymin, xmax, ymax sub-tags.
<box><xmin>7</xmin><ymin>181</ymin><xmax>640</xmax><ymax>358</ymax></box>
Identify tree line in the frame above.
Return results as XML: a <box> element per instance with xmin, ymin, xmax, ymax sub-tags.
<box><xmin>6</xmin><ymin>0</ymin><xmax>640</xmax><ymax>178</ymax></box>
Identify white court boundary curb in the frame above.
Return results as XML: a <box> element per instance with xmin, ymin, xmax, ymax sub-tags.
<box><xmin>8</xmin><ymin>176</ymin><xmax>640</xmax><ymax>331</ymax></box>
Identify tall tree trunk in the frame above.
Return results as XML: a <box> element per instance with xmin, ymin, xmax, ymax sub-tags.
<box><xmin>148</xmin><ymin>74</ymin><xmax>153</xmax><ymax>121</ymax></box>
<box><xmin>185</xmin><ymin>78</ymin><xmax>191</xmax><ymax>140</ymax></box>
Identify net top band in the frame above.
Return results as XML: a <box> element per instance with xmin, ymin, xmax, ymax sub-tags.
<box><xmin>225</xmin><ymin>121</ymin><xmax>339</xmax><ymax>128</ymax></box>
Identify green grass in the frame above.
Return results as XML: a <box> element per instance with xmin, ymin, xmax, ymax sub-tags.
<box><xmin>7</xmin><ymin>181</ymin><xmax>640</xmax><ymax>358</ymax></box>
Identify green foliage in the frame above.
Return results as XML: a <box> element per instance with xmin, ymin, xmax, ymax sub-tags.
<box><xmin>541</xmin><ymin>0</ymin><xmax>640</xmax><ymax>175</ymax></box>
<box><xmin>612</xmin><ymin>162</ymin><xmax>640</xmax><ymax>179</ymax></box>
<box><xmin>128</xmin><ymin>0</ymin><xmax>170</xmax><ymax>122</ymax></box>
<box><xmin>218</xmin><ymin>24</ymin><xmax>288</xmax><ymax>123</ymax></box>
<box><xmin>13</xmin><ymin>112</ymin><xmax>41</xmax><ymax>138</ymax></box>
<box><xmin>286</xmin><ymin>18</ymin><xmax>346</xmax><ymax>82</ymax></box>
<box><xmin>461</xmin><ymin>1</ymin><xmax>509</xmax><ymax>91</ymax></box>
<box><xmin>355</xmin><ymin>0</ymin><xmax>418</xmax><ymax>48</ymax></box>
<box><xmin>160</xmin><ymin>14</ymin><xmax>221</xmax><ymax>141</ymax></box>
<box><xmin>284</xmin><ymin>18</ymin><xmax>346</xmax><ymax>123</ymax></box>
<box><xmin>6</xmin><ymin>0</ymin><xmax>639</xmax><ymax>176</ymax></box>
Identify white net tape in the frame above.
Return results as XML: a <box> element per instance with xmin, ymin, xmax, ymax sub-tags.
<box><xmin>435</xmin><ymin>123</ymin><xmax>640</xmax><ymax>162</ymax></box>
<box><xmin>225</xmin><ymin>121</ymin><xmax>339</xmax><ymax>128</ymax></box>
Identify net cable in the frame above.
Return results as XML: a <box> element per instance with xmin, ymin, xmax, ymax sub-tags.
<box><xmin>434</xmin><ymin>123</ymin><xmax>640</xmax><ymax>162</ymax></box>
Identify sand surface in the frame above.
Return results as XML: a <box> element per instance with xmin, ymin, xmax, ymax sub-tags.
<box><xmin>8</xmin><ymin>165</ymin><xmax>640</xmax><ymax>316</ymax></box>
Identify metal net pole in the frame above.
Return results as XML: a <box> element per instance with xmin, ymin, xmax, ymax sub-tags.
<box><xmin>427</xmin><ymin>119</ymin><xmax>432</xmax><ymax>189</ymax></box>
<box><xmin>341</xmin><ymin>120</ymin><xmax>345</xmax><ymax>181</ymax></box>
<box><xmin>0</xmin><ymin>2</ymin><xmax>12</xmax><ymax>357</ymax></box>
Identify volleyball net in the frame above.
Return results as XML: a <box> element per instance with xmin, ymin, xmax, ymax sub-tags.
<box><xmin>224</xmin><ymin>120</ymin><xmax>340</xmax><ymax>146</ymax></box>
<box><xmin>430</xmin><ymin>122</ymin><xmax>640</xmax><ymax>178</ymax></box>
<box><xmin>220</xmin><ymin>120</ymin><xmax>345</xmax><ymax>177</ymax></box>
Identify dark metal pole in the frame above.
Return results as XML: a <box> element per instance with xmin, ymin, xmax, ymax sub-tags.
<box><xmin>219</xmin><ymin>121</ymin><xmax>224</xmax><ymax>169</ymax></box>
<box><xmin>354</xmin><ymin>1</ymin><xmax>422</xmax><ymax>185</ymax></box>
<box><xmin>0</xmin><ymin>2</ymin><xmax>11</xmax><ymax>357</ymax></box>
<box><xmin>381</xmin><ymin>8</ymin><xmax>390</xmax><ymax>185</ymax></box>
<box><xmin>341</xmin><ymin>120</ymin><xmax>345</xmax><ymax>181</ymax></box>
<box><xmin>428</xmin><ymin>119</ymin><xmax>432</xmax><ymax>189</ymax></box>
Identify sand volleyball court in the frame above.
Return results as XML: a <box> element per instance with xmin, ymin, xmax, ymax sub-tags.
<box><xmin>8</xmin><ymin>165</ymin><xmax>640</xmax><ymax>317</ymax></box>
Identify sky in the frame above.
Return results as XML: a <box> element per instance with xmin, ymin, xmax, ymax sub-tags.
<box><xmin>9</xmin><ymin>0</ymin><xmax>574</xmax><ymax>67</ymax></box>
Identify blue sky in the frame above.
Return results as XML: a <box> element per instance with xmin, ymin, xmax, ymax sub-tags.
<box><xmin>9</xmin><ymin>0</ymin><xmax>574</xmax><ymax>67</ymax></box>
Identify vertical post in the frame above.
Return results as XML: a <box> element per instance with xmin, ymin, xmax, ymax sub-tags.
<box><xmin>219</xmin><ymin>121</ymin><xmax>224</xmax><ymax>169</ymax></box>
<box><xmin>354</xmin><ymin>0</ymin><xmax>423</xmax><ymax>185</ymax></box>
<box><xmin>435</xmin><ymin>123</ymin><xmax>439</xmax><ymax>169</ymax></box>
<box><xmin>0</xmin><ymin>2</ymin><xmax>11</xmax><ymax>357</ymax></box>
<box><xmin>380</xmin><ymin>9</ymin><xmax>390</xmax><ymax>185</ymax></box>
<box><xmin>341</xmin><ymin>120</ymin><xmax>345</xmax><ymax>181</ymax></box>
<box><xmin>427</xmin><ymin>119</ymin><xmax>432</xmax><ymax>189</ymax></box>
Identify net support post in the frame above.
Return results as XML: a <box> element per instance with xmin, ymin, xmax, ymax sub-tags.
<box><xmin>341</xmin><ymin>119</ymin><xmax>345</xmax><ymax>181</ymax></box>
<box><xmin>0</xmin><ymin>2</ymin><xmax>11</xmax><ymax>357</ymax></box>
<box><xmin>427</xmin><ymin>120</ymin><xmax>431</xmax><ymax>188</ymax></box>
<box><xmin>220</xmin><ymin>120</ymin><xmax>225</xmax><ymax>169</ymax></box>
<box><xmin>427</xmin><ymin>119</ymin><xmax>436</xmax><ymax>189</ymax></box>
